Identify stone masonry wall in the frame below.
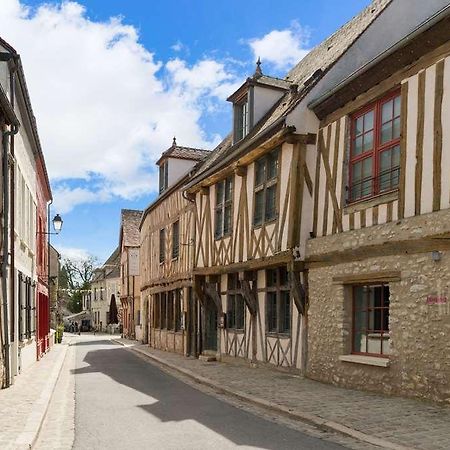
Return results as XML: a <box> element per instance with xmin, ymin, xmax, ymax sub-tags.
<box><xmin>306</xmin><ymin>210</ymin><xmax>450</xmax><ymax>403</ymax></box>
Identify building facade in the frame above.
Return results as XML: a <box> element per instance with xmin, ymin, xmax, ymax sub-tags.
<box><xmin>119</xmin><ymin>209</ymin><xmax>142</xmax><ymax>340</ymax></box>
<box><xmin>140</xmin><ymin>140</ymin><xmax>209</xmax><ymax>353</ymax></box>
<box><xmin>0</xmin><ymin>36</ymin><xmax>53</xmax><ymax>387</ymax></box>
<box><xmin>91</xmin><ymin>247</ymin><xmax>120</xmax><ymax>331</ymax></box>
<box><xmin>303</xmin><ymin>0</ymin><xmax>450</xmax><ymax>402</ymax></box>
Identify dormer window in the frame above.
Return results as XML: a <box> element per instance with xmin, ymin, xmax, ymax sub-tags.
<box><xmin>234</xmin><ymin>96</ymin><xmax>249</xmax><ymax>142</ymax></box>
<box><xmin>159</xmin><ymin>161</ymin><xmax>168</xmax><ymax>194</ymax></box>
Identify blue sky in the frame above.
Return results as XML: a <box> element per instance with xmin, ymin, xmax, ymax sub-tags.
<box><xmin>2</xmin><ymin>0</ymin><xmax>370</xmax><ymax>263</ymax></box>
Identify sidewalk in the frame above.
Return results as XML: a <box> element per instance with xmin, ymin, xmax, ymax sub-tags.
<box><xmin>0</xmin><ymin>338</ymin><xmax>71</xmax><ymax>450</ymax></box>
<box><xmin>115</xmin><ymin>338</ymin><xmax>450</xmax><ymax>450</ymax></box>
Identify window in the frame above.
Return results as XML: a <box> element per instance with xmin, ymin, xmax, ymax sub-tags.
<box><xmin>254</xmin><ymin>149</ymin><xmax>279</xmax><ymax>226</ymax></box>
<box><xmin>234</xmin><ymin>98</ymin><xmax>249</xmax><ymax>141</ymax></box>
<box><xmin>167</xmin><ymin>291</ymin><xmax>174</xmax><ymax>330</ymax></box>
<box><xmin>352</xmin><ymin>284</ymin><xmax>390</xmax><ymax>356</ymax></box>
<box><xmin>215</xmin><ymin>177</ymin><xmax>233</xmax><ymax>239</ymax></box>
<box><xmin>159</xmin><ymin>161</ymin><xmax>169</xmax><ymax>194</ymax></box>
<box><xmin>172</xmin><ymin>221</ymin><xmax>180</xmax><ymax>259</ymax></box>
<box><xmin>174</xmin><ymin>289</ymin><xmax>182</xmax><ymax>331</ymax></box>
<box><xmin>153</xmin><ymin>294</ymin><xmax>160</xmax><ymax>328</ymax></box>
<box><xmin>265</xmin><ymin>267</ymin><xmax>290</xmax><ymax>334</ymax></box>
<box><xmin>18</xmin><ymin>272</ymin><xmax>34</xmax><ymax>340</ymax></box>
<box><xmin>159</xmin><ymin>228</ymin><xmax>165</xmax><ymax>263</ymax></box>
<box><xmin>227</xmin><ymin>274</ymin><xmax>245</xmax><ymax>330</ymax></box>
<box><xmin>349</xmin><ymin>91</ymin><xmax>401</xmax><ymax>202</ymax></box>
<box><xmin>160</xmin><ymin>292</ymin><xmax>167</xmax><ymax>328</ymax></box>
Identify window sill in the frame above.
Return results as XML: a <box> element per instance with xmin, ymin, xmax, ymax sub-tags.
<box><xmin>266</xmin><ymin>332</ymin><xmax>291</xmax><ymax>338</ymax></box>
<box><xmin>339</xmin><ymin>354</ymin><xmax>390</xmax><ymax>367</ymax></box>
<box><xmin>344</xmin><ymin>190</ymin><xmax>398</xmax><ymax>214</ymax></box>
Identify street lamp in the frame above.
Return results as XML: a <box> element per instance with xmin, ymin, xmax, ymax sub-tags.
<box><xmin>52</xmin><ymin>214</ymin><xmax>63</xmax><ymax>234</ymax></box>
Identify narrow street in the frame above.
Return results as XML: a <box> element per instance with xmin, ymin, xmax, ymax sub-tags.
<box><xmin>45</xmin><ymin>334</ymin><xmax>346</xmax><ymax>450</ymax></box>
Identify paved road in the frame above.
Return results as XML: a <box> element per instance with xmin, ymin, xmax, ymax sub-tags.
<box><xmin>72</xmin><ymin>336</ymin><xmax>344</xmax><ymax>450</ymax></box>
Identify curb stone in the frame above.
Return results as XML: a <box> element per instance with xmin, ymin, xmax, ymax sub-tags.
<box><xmin>113</xmin><ymin>339</ymin><xmax>413</xmax><ymax>450</ymax></box>
<box><xmin>14</xmin><ymin>341</ymin><xmax>71</xmax><ymax>450</ymax></box>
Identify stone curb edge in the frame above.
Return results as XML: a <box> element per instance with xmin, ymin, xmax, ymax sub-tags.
<box><xmin>14</xmin><ymin>341</ymin><xmax>71</xmax><ymax>450</ymax></box>
<box><xmin>112</xmin><ymin>340</ymin><xmax>412</xmax><ymax>450</ymax></box>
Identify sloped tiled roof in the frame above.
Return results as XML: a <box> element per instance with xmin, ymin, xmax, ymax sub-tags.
<box><xmin>121</xmin><ymin>209</ymin><xmax>142</xmax><ymax>247</ymax></box>
<box><xmin>156</xmin><ymin>139</ymin><xmax>210</xmax><ymax>165</ymax></box>
<box><xmin>186</xmin><ymin>0</ymin><xmax>391</xmax><ymax>187</ymax></box>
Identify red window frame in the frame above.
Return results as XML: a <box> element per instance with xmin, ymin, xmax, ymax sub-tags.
<box><xmin>349</xmin><ymin>90</ymin><xmax>401</xmax><ymax>202</ymax></box>
<box><xmin>352</xmin><ymin>284</ymin><xmax>390</xmax><ymax>357</ymax></box>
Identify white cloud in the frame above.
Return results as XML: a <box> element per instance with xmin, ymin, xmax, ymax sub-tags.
<box><xmin>57</xmin><ymin>246</ymin><xmax>90</xmax><ymax>262</ymax></box>
<box><xmin>247</xmin><ymin>21</ymin><xmax>310</xmax><ymax>71</ymax></box>
<box><xmin>0</xmin><ymin>1</ymin><xmax>239</xmax><ymax>211</ymax></box>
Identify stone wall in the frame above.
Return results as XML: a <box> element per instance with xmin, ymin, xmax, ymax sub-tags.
<box><xmin>306</xmin><ymin>210</ymin><xmax>450</xmax><ymax>403</ymax></box>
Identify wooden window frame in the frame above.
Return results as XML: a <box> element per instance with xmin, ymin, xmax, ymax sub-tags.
<box><xmin>172</xmin><ymin>220</ymin><xmax>180</xmax><ymax>259</ymax></box>
<box><xmin>234</xmin><ymin>96</ymin><xmax>249</xmax><ymax>142</ymax></box>
<box><xmin>253</xmin><ymin>148</ymin><xmax>280</xmax><ymax>227</ymax></box>
<box><xmin>264</xmin><ymin>267</ymin><xmax>291</xmax><ymax>336</ymax></box>
<box><xmin>227</xmin><ymin>273</ymin><xmax>245</xmax><ymax>331</ymax></box>
<box><xmin>159</xmin><ymin>161</ymin><xmax>169</xmax><ymax>194</ymax></box>
<box><xmin>159</xmin><ymin>228</ymin><xmax>165</xmax><ymax>264</ymax></box>
<box><xmin>348</xmin><ymin>90</ymin><xmax>401</xmax><ymax>203</ymax></box>
<box><xmin>214</xmin><ymin>177</ymin><xmax>233</xmax><ymax>240</ymax></box>
<box><xmin>352</xmin><ymin>283</ymin><xmax>390</xmax><ymax>357</ymax></box>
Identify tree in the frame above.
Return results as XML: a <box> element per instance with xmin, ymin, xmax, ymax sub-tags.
<box><xmin>108</xmin><ymin>294</ymin><xmax>119</xmax><ymax>324</ymax></box>
<box><xmin>62</xmin><ymin>255</ymin><xmax>99</xmax><ymax>314</ymax></box>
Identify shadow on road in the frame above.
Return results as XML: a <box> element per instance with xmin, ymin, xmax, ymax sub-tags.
<box><xmin>72</xmin><ymin>343</ymin><xmax>339</xmax><ymax>450</ymax></box>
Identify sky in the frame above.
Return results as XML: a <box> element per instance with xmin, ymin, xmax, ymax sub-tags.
<box><xmin>0</xmin><ymin>0</ymin><xmax>371</xmax><ymax>263</ymax></box>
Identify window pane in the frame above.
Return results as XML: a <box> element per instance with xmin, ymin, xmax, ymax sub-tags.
<box><xmin>267</xmin><ymin>151</ymin><xmax>278</xmax><ymax>180</ymax></box>
<box><xmin>394</xmin><ymin>95</ymin><xmax>401</xmax><ymax>117</ymax></box>
<box><xmin>266</xmin><ymin>269</ymin><xmax>277</xmax><ymax>287</ymax></box>
<box><xmin>393</xmin><ymin>117</ymin><xmax>400</xmax><ymax>139</ymax></box>
<box><xmin>355</xmin><ymin>116</ymin><xmax>363</xmax><ymax>135</ymax></box>
<box><xmin>364</xmin><ymin>110</ymin><xmax>374</xmax><ymax>131</ymax></box>
<box><xmin>362</xmin><ymin>157</ymin><xmax>372</xmax><ymax>197</ymax></box>
<box><xmin>255</xmin><ymin>160</ymin><xmax>265</xmax><ymax>186</ymax></box>
<box><xmin>353</xmin><ymin>330</ymin><xmax>366</xmax><ymax>353</ymax></box>
<box><xmin>279</xmin><ymin>291</ymin><xmax>291</xmax><ymax>333</ymax></box>
<box><xmin>279</xmin><ymin>267</ymin><xmax>288</xmax><ymax>286</ymax></box>
<box><xmin>265</xmin><ymin>185</ymin><xmax>277</xmax><ymax>221</ymax></box>
<box><xmin>382</xmin><ymin>99</ymin><xmax>393</xmax><ymax>123</ymax></box>
<box><xmin>216</xmin><ymin>182</ymin><xmax>224</xmax><ymax>206</ymax></box>
<box><xmin>363</xmin><ymin>130</ymin><xmax>373</xmax><ymax>152</ymax></box>
<box><xmin>223</xmin><ymin>205</ymin><xmax>232</xmax><ymax>235</ymax></box>
<box><xmin>236</xmin><ymin>296</ymin><xmax>245</xmax><ymax>330</ymax></box>
<box><xmin>225</xmin><ymin>177</ymin><xmax>232</xmax><ymax>202</ymax></box>
<box><xmin>215</xmin><ymin>209</ymin><xmax>223</xmax><ymax>238</ymax></box>
<box><xmin>354</xmin><ymin>286</ymin><xmax>365</xmax><ymax>311</ymax></box>
<box><xmin>254</xmin><ymin>190</ymin><xmax>264</xmax><ymax>225</ymax></box>
<box><xmin>227</xmin><ymin>294</ymin><xmax>235</xmax><ymax>329</ymax></box>
<box><xmin>381</xmin><ymin>122</ymin><xmax>392</xmax><ymax>144</ymax></box>
<box><xmin>267</xmin><ymin>292</ymin><xmax>277</xmax><ymax>332</ymax></box>
<box><xmin>354</xmin><ymin>136</ymin><xmax>363</xmax><ymax>156</ymax></box>
<box><xmin>351</xmin><ymin>161</ymin><xmax>362</xmax><ymax>200</ymax></box>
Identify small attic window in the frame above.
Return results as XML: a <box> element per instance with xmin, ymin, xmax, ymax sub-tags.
<box><xmin>159</xmin><ymin>160</ymin><xmax>168</xmax><ymax>194</ymax></box>
<box><xmin>234</xmin><ymin>96</ymin><xmax>249</xmax><ymax>142</ymax></box>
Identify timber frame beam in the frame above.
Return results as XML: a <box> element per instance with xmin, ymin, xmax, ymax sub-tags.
<box><xmin>288</xmin><ymin>271</ymin><xmax>307</xmax><ymax>315</ymax></box>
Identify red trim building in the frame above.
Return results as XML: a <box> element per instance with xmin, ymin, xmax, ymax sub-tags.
<box><xmin>36</xmin><ymin>155</ymin><xmax>52</xmax><ymax>358</ymax></box>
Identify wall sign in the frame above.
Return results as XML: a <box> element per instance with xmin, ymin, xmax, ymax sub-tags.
<box><xmin>426</xmin><ymin>295</ymin><xmax>448</xmax><ymax>305</ymax></box>
<box><xmin>128</xmin><ymin>248</ymin><xmax>140</xmax><ymax>276</ymax></box>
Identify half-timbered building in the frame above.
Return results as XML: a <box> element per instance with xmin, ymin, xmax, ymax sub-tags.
<box><xmin>119</xmin><ymin>209</ymin><xmax>142</xmax><ymax>340</ymax></box>
<box><xmin>184</xmin><ymin>1</ymin><xmax>393</xmax><ymax>369</ymax></box>
<box><xmin>140</xmin><ymin>140</ymin><xmax>209</xmax><ymax>353</ymax></box>
<box><xmin>302</xmin><ymin>0</ymin><xmax>450</xmax><ymax>402</ymax></box>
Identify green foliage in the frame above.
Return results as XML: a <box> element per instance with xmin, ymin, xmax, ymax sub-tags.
<box><xmin>56</xmin><ymin>324</ymin><xmax>64</xmax><ymax>343</ymax></box>
<box><xmin>67</xmin><ymin>290</ymin><xmax>83</xmax><ymax>313</ymax></box>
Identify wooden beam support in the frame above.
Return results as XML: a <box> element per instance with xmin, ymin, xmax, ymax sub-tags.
<box><xmin>204</xmin><ymin>282</ymin><xmax>222</xmax><ymax>312</ymax></box>
<box><xmin>240</xmin><ymin>280</ymin><xmax>257</xmax><ymax>316</ymax></box>
<box><xmin>289</xmin><ymin>271</ymin><xmax>306</xmax><ymax>315</ymax></box>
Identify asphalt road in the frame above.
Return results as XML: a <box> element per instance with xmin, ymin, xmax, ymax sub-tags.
<box><xmin>73</xmin><ymin>337</ymin><xmax>344</xmax><ymax>450</ymax></box>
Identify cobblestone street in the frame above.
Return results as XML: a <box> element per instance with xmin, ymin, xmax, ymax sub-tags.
<box><xmin>2</xmin><ymin>334</ymin><xmax>450</xmax><ymax>449</ymax></box>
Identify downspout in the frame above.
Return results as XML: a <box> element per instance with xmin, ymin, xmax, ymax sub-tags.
<box><xmin>2</xmin><ymin>121</ymin><xmax>19</xmax><ymax>388</ymax></box>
